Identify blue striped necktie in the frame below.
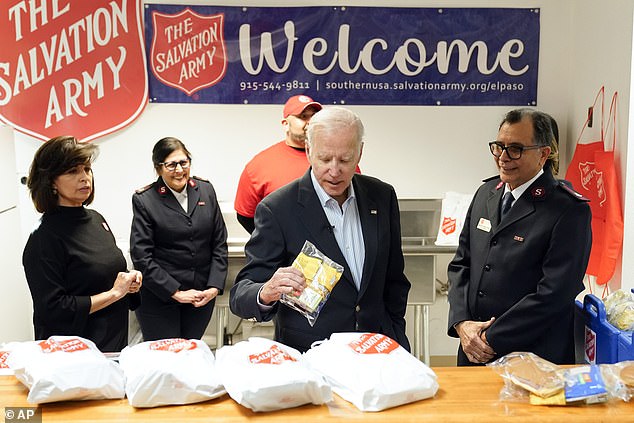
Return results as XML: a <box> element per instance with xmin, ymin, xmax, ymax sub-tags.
<box><xmin>500</xmin><ymin>192</ymin><xmax>513</xmax><ymax>219</ymax></box>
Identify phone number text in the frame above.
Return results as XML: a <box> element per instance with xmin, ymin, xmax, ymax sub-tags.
<box><xmin>239</xmin><ymin>81</ymin><xmax>311</xmax><ymax>91</ymax></box>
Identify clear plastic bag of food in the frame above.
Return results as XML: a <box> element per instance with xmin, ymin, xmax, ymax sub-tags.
<box><xmin>280</xmin><ymin>240</ymin><xmax>344</xmax><ymax>326</ymax></box>
<box><xmin>487</xmin><ymin>352</ymin><xmax>565</xmax><ymax>404</ymax></box>
<box><xmin>488</xmin><ymin>352</ymin><xmax>625</xmax><ymax>405</ymax></box>
<box><xmin>603</xmin><ymin>290</ymin><xmax>634</xmax><ymax>331</ymax></box>
<box><xmin>562</xmin><ymin>364</ymin><xmax>608</xmax><ymax>404</ymax></box>
<box><xmin>599</xmin><ymin>361</ymin><xmax>634</xmax><ymax>402</ymax></box>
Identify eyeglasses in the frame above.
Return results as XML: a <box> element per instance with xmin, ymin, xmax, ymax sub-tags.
<box><xmin>488</xmin><ymin>141</ymin><xmax>542</xmax><ymax>160</ymax></box>
<box><xmin>159</xmin><ymin>159</ymin><xmax>190</xmax><ymax>172</ymax></box>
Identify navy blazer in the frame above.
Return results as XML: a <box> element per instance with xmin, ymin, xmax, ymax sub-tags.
<box><xmin>447</xmin><ymin>171</ymin><xmax>591</xmax><ymax>365</ymax></box>
<box><xmin>230</xmin><ymin>170</ymin><xmax>411</xmax><ymax>352</ymax></box>
<box><xmin>130</xmin><ymin>176</ymin><xmax>228</xmax><ymax>302</ymax></box>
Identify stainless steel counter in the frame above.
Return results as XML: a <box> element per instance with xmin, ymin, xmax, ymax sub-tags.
<box><xmin>213</xmin><ymin>243</ymin><xmax>246</xmax><ymax>349</ymax></box>
<box><xmin>398</xmin><ymin>199</ymin><xmax>457</xmax><ymax>363</ymax></box>
<box><xmin>403</xmin><ymin>249</ymin><xmax>456</xmax><ymax>364</ymax></box>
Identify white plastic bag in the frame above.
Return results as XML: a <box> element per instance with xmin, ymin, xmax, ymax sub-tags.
<box><xmin>215</xmin><ymin>337</ymin><xmax>332</xmax><ymax>412</ymax></box>
<box><xmin>118</xmin><ymin>338</ymin><xmax>225</xmax><ymax>407</ymax></box>
<box><xmin>435</xmin><ymin>192</ymin><xmax>472</xmax><ymax>246</ymax></box>
<box><xmin>6</xmin><ymin>336</ymin><xmax>125</xmax><ymax>404</ymax></box>
<box><xmin>0</xmin><ymin>342</ymin><xmax>19</xmax><ymax>376</ymax></box>
<box><xmin>303</xmin><ymin>332</ymin><xmax>439</xmax><ymax>411</ymax></box>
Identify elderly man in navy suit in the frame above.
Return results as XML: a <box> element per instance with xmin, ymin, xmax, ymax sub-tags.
<box><xmin>447</xmin><ymin>109</ymin><xmax>592</xmax><ymax>366</ymax></box>
<box><xmin>230</xmin><ymin>106</ymin><xmax>410</xmax><ymax>353</ymax></box>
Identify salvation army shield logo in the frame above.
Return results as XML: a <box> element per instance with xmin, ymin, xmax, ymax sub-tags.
<box><xmin>578</xmin><ymin>161</ymin><xmax>607</xmax><ymax>206</ymax></box>
<box><xmin>441</xmin><ymin>217</ymin><xmax>457</xmax><ymax>235</ymax></box>
<box><xmin>0</xmin><ymin>1</ymin><xmax>147</xmax><ymax>142</ymax></box>
<box><xmin>150</xmin><ymin>9</ymin><xmax>227</xmax><ymax>96</ymax></box>
<box><xmin>584</xmin><ymin>326</ymin><xmax>596</xmax><ymax>364</ymax></box>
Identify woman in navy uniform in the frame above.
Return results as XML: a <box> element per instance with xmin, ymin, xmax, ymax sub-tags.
<box><xmin>130</xmin><ymin>137</ymin><xmax>228</xmax><ymax>340</ymax></box>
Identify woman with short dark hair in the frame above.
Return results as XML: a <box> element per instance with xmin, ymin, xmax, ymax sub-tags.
<box><xmin>130</xmin><ymin>137</ymin><xmax>227</xmax><ymax>341</ymax></box>
<box><xmin>22</xmin><ymin>136</ymin><xmax>142</xmax><ymax>352</ymax></box>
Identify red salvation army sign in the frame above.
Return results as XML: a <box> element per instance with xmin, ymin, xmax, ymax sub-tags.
<box><xmin>0</xmin><ymin>0</ymin><xmax>147</xmax><ymax>142</ymax></box>
<box><xmin>150</xmin><ymin>8</ymin><xmax>226</xmax><ymax>96</ymax></box>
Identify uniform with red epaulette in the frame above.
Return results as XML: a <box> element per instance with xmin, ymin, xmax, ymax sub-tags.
<box><xmin>447</xmin><ymin>170</ymin><xmax>591</xmax><ymax>365</ymax></box>
<box><xmin>130</xmin><ymin>175</ymin><xmax>228</xmax><ymax>340</ymax></box>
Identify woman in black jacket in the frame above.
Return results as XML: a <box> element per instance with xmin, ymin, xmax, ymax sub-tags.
<box><xmin>130</xmin><ymin>137</ymin><xmax>227</xmax><ymax>341</ymax></box>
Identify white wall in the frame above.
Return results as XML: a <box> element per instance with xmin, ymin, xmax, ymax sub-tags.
<box><xmin>0</xmin><ymin>125</ymin><xmax>33</xmax><ymax>342</ymax></box>
<box><xmin>567</xmin><ymin>0</ymin><xmax>633</xmax><ymax>292</ymax></box>
<box><xmin>4</xmin><ymin>0</ymin><xmax>634</xmax><ymax>345</ymax></box>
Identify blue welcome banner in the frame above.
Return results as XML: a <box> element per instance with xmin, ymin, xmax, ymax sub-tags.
<box><xmin>145</xmin><ymin>5</ymin><xmax>540</xmax><ymax>106</ymax></box>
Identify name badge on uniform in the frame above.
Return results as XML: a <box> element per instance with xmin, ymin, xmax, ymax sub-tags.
<box><xmin>477</xmin><ymin>218</ymin><xmax>491</xmax><ymax>232</ymax></box>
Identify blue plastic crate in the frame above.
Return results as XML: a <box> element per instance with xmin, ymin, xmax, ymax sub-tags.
<box><xmin>575</xmin><ymin>291</ymin><xmax>634</xmax><ymax>364</ymax></box>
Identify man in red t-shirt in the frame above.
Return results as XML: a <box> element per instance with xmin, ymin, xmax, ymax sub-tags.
<box><xmin>234</xmin><ymin>95</ymin><xmax>322</xmax><ymax>233</ymax></box>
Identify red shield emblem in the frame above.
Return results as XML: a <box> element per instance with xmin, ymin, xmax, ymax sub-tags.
<box><xmin>0</xmin><ymin>1</ymin><xmax>147</xmax><ymax>142</ymax></box>
<box><xmin>150</xmin><ymin>8</ymin><xmax>227</xmax><ymax>96</ymax></box>
<box><xmin>579</xmin><ymin>161</ymin><xmax>606</xmax><ymax>206</ymax></box>
<box><xmin>441</xmin><ymin>217</ymin><xmax>457</xmax><ymax>235</ymax></box>
<box><xmin>584</xmin><ymin>326</ymin><xmax>596</xmax><ymax>363</ymax></box>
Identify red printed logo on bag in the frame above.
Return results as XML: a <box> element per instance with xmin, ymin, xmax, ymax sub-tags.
<box><xmin>584</xmin><ymin>327</ymin><xmax>596</xmax><ymax>364</ymax></box>
<box><xmin>249</xmin><ymin>345</ymin><xmax>297</xmax><ymax>365</ymax></box>
<box><xmin>38</xmin><ymin>338</ymin><xmax>89</xmax><ymax>353</ymax></box>
<box><xmin>150</xmin><ymin>8</ymin><xmax>227</xmax><ymax>96</ymax></box>
<box><xmin>149</xmin><ymin>338</ymin><xmax>197</xmax><ymax>352</ymax></box>
<box><xmin>0</xmin><ymin>351</ymin><xmax>10</xmax><ymax>368</ymax></box>
<box><xmin>441</xmin><ymin>217</ymin><xmax>457</xmax><ymax>235</ymax></box>
<box><xmin>349</xmin><ymin>333</ymin><xmax>399</xmax><ymax>354</ymax></box>
<box><xmin>579</xmin><ymin>162</ymin><xmax>607</xmax><ymax>206</ymax></box>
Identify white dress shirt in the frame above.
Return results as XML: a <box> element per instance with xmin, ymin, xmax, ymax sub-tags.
<box><xmin>311</xmin><ymin>171</ymin><xmax>365</xmax><ymax>290</ymax></box>
<box><xmin>166</xmin><ymin>184</ymin><xmax>188</xmax><ymax>213</ymax></box>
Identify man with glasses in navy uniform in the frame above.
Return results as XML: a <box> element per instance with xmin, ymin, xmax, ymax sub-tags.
<box><xmin>447</xmin><ymin>108</ymin><xmax>591</xmax><ymax>366</ymax></box>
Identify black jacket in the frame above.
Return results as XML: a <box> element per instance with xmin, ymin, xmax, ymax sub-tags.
<box><xmin>447</xmin><ymin>171</ymin><xmax>591</xmax><ymax>364</ymax></box>
<box><xmin>230</xmin><ymin>170</ymin><xmax>411</xmax><ymax>352</ymax></box>
<box><xmin>130</xmin><ymin>176</ymin><xmax>228</xmax><ymax>302</ymax></box>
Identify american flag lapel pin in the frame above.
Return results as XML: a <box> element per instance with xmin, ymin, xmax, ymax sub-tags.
<box><xmin>370</xmin><ymin>209</ymin><xmax>378</xmax><ymax>214</ymax></box>
<box><xmin>513</xmin><ymin>235</ymin><xmax>524</xmax><ymax>242</ymax></box>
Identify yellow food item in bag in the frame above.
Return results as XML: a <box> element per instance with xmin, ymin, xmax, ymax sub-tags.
<box><xmin>292</xmin><ymin>252</ymin><xmax>322</xmax><ymax>281</ymax></box>
<box><xmin>315</xmin><ymin>264</ymin><xmax>343</xmax><ymax>292</ymax></box>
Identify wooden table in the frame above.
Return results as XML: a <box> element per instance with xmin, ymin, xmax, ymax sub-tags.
<box><xmin>1</xmin><ymin>366</ymin><xmax>632</xmax><ymax>422</ymax></box>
